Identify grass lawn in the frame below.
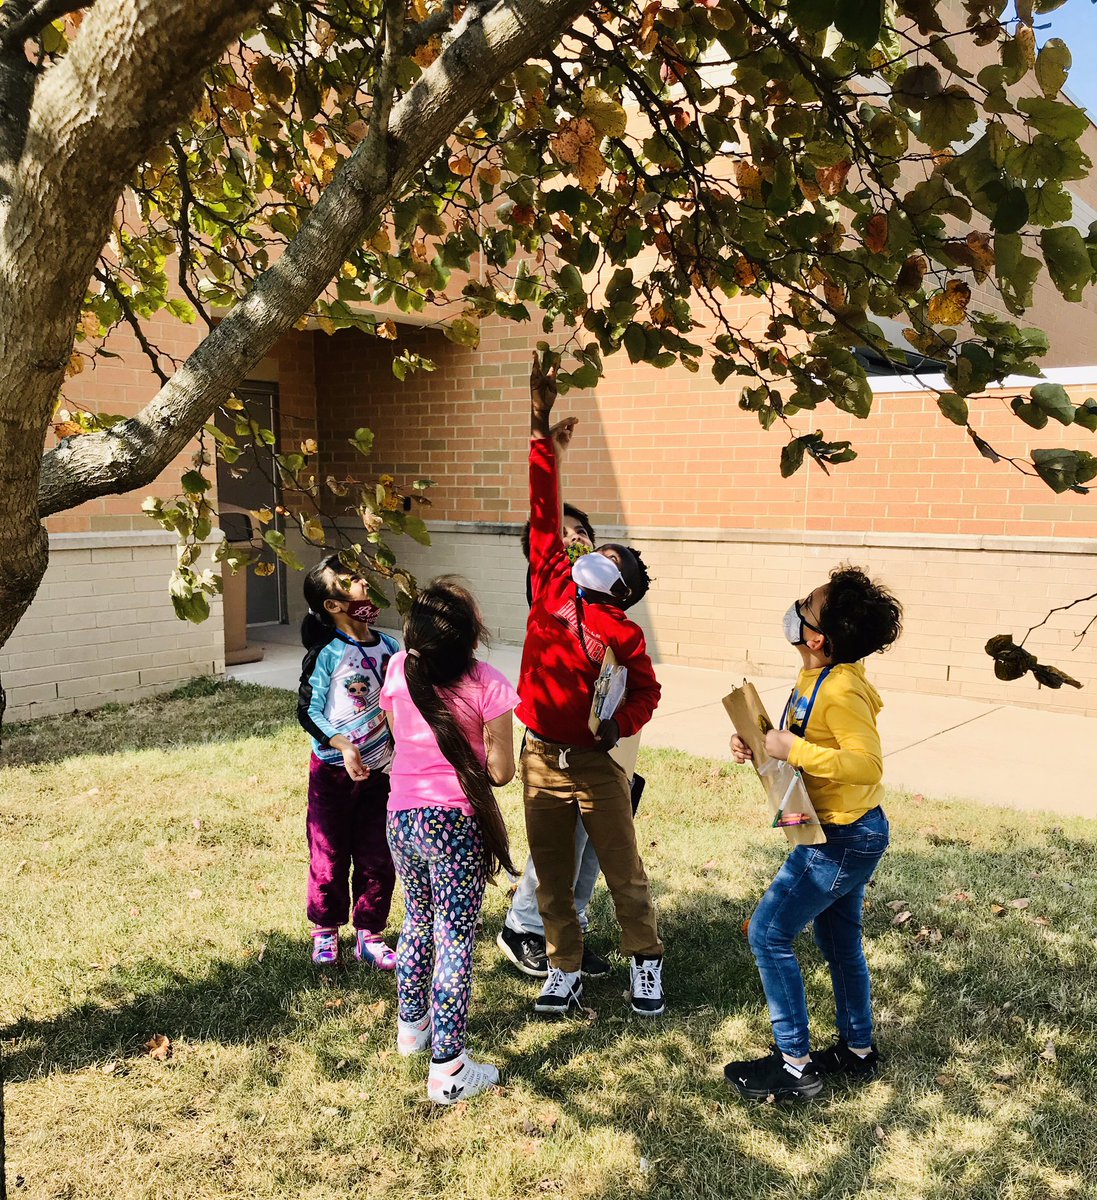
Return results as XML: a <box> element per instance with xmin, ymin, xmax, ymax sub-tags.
<box><xmin>2</xmin><ymin>679</ymin><xmax>1096</xmax><ymax>1200</ymax></box>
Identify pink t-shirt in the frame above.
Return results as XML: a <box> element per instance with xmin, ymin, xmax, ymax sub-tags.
<box><xmin>379</xmin><ymin>652</ymin><xmax>520</xmax><ymax>815</ymax></box>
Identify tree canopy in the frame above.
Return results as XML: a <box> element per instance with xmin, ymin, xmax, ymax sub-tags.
<box><xmin>1</xmin><ymin>0</ymin><xmax>1095</xmax><ymax>670</ymax></box>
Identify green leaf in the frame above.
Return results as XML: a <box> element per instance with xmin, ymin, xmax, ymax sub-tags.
<box><xmin>403</xmin><ymin>517</ymin><xmax>431</xmax><ymax>546</ymax></box>
<box><xmin>1041</xmin><ymin>225</ymin><xmax>1093</xmax><ymax>302</ymax></box>
<box><xmin>167</xmin><ymin>298</ymin><xmax>197</xmax><ymax>324</ymax></box>
<box><xmin>1030</xmin><ymin>381</ymin><xmax>1075</xmax><ymax>425</ymax></box>
<box><xmin>780</xmin><ymin>438</ymin><xmax>806</xmax><ymax>478</ymax></box>
<box><xmin>180</xmin><ymin>471</ymin><xmax>210</xmax><ymax>494</ymax></box>
<box><xmin>995</xmin><ymin>232</ymin><xmax>1042</xmax><ymax>312</ymax></box>
<box><xmin>834</xmin><ymin>0</ymin><xmax>883</xmax><ymax>48</ymax></box>
<box><xmin>1010</xmin><ymin>397</ymin><xmax>1049</xmax><ymax>430</ymax></box>
<box><xmin>919</xmin><ymin>86</ymin><xmax>979</xmax><ymax>150</ymax></box>
<box><xmin>1073</xmin><ymin>398</ymin><xmax>1097</xmax><ymax>431</ymax></box>
<box><xmin>1016</xmin><ymin>95</ymin><xmax>1090</xmax><ymax>141</ymax></box>
<box><xmin>444</xmin><ymin>316</ymin><xmax>481</xmax><ymax>348</ymax></box>
<box><xmin>348</xmin><ymin>427</ymin><xmax>375</xmax><ymax>457</ymax></box>
<box><xmin>937</xmin><ymin>394</ymin><xmax>969</xmax><ymax>425</ymax></box>
<box><xmin>623</xmin><ymin>323</ymin><xmax>648</xmax><ymax>364</ymax></box>
<box><xmin>1035</xmin><ymin>38</ymin><xmax>1071</xmax><ymax>98</ymax></box>
<box><xmin>1032</xmin><ymin>448</ymin><xmax>1084</xmax><ymax>493</ymax></box>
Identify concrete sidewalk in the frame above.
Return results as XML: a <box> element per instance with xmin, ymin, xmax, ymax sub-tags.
<box><xmin>230</xmin><ymin>628</ymin><xmax>1096</xmax><ymax>820</ymax></box>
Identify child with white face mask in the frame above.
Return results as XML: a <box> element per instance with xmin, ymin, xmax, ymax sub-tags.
<box><xmin>725</xmin><ymin>565</ymin><xmax>902</xmax><ymax>1102</ymax></box>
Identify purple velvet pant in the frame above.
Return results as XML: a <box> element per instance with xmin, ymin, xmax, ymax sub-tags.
<box><xmin>306</xmin><ymin>754</ymin><xmax>395</xmax><ymax>933</ymax></box>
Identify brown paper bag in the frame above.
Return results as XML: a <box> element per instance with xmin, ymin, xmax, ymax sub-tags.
<box><xmin>722</xmin><ymin>681</ymin><xmax>826</xmax><ymax>847</ymax></box>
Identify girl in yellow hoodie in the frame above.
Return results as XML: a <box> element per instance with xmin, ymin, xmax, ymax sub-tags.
<box><xmin>725</xmin><ymin>566</ymin><xmax>902</xmax><ymax>1102</ymax></box>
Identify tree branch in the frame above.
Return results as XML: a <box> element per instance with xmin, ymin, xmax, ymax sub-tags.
<box><xmin>0</xmin><ymin>0</ymin><xmax>92</xmax><ymax>51</ymax></box>
<box><xmin>37</xmin><ymin>0</ymin><xmax>596</xmax><ymax>517</ymax></box>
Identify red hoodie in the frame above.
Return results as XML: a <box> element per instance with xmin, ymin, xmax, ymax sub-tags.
<box><xmin>516</xmin><ymin>437</ymin><xmax>661</xmax><ymax>746</ymax></box>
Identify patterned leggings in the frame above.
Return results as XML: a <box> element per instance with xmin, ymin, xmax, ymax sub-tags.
<box><xmin>386</xmin><ymin>807</ymin><xmax>488</xmax><ymax>1061</ymax></box>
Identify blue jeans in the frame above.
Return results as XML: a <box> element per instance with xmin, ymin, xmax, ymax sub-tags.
<box><xmin>748</xmin><ymin>807</ymin><xmax>890</xmax><ymax>1057</ymax></box>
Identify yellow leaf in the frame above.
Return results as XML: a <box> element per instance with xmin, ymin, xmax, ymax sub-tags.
<box><xmin>316</xmin><ymin>316</ymin><xmax>336</xmax><ymax>335</ymax></box>
<box><xmin>582</xmin><ymin>87</ymin><xmax>627</xmax><ymax>138</ymax></box>
<box><xmin>377</xmin><ymin>319</ymin><xmax>398</xmax><ymax>340</ymax></box>
<box><xmin>303</xmin><ymin>517</ymin><xmax>325</xmax><ymax>543</ymax></box>
<box><xmin>576</xmin><ymin>143</ymin><xmax>607</xmax><ymax>194</ymax></box>
<box><xmin>301</xmin><ymin>438</ymin><xmax>318</xmax><ymax>455</ymax></box>
<box><xmin>1015</xmin><ymin>24</ymin><xmax>1036</xmax><ymax>71</ymax></box>
<box><xmin>80</xmin><ymin>310</ymin><xmax>99</xmax><ymax>340</ymax></box>
<box><xmin>413</xmin><ymin>35</ymin><xmax>442</xmax><ymax>68</ymax></box>
<box><xmin>927</xmin><ymin>279</ymin><xmax>971</xmax><ymax>325</ymax></box>
<box><xmin>448</xmin><ymin>155</ymin><xmax>473</xmax><ymax>177</ymax></box>
<box><xmin>252</xmin><ymin>508</ymin><xmax>274</xmax><ymax>524</ymax></box>
<box><xmin>478</xmin><ymin>164</ymin><xmax>502</xmax><ymax>187</ymax></box>
<box><xmin>253</xmin><ymin>561</ymin><xmax>276</xmax><ymax>577</ymax></box>
<box><xmin>65</xmin><ymin>352</ymin><xmax>85</xmax><ymax>378</ymax></box>
<box><xmin>144</xmin><ymin>1035</ymin><xmax>173</xmax><ymax>1062</ymax></box>
<box><xmin>734</xmin><ymin>161</ymin><xmax>763</xmax><ymax>206</ymax></box>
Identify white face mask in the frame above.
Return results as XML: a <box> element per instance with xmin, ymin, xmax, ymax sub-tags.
<box><xmin>572</xmin><ymin>552</ymin><xmax>626</xmax><ymax>596</ymax></box>
<box><xmin>783</xmin><ymin>601</ymin><xmax>806</xmax><ymax>646</ymax></box>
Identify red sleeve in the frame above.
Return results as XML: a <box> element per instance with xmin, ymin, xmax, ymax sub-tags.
<box><xmin>611</xmin><ymin>623</ymin><xmax>661</xmax><ymax>738</ymax></box>
<box><xmin>528</xmin><ymin>437</ymin><xmax>570</xmax><ymax>603</ymax></box>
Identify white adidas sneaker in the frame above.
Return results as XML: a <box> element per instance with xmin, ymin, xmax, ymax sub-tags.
<box><xmin>534</xmin><ymin>967</ymin><xmax>584</xmax><ymax>1016</ymax></box>
<box><xmin>397</xmin><ymin>1013</ymin><xmax>431</xmax><ymax>1057</ymax></box>
<box><xmin>427</xmin><ymin>1051</ymin><xmax>500</xmax><ymax>1105</ymax></box>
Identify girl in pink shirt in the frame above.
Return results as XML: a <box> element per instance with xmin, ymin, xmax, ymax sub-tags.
<box><xmin>380</xmin><ymin>579</ymin><xmax>519</xmax><ymax>1105</ymax></box>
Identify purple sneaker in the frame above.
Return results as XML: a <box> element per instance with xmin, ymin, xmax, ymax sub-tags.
<box><xmin>311</xmin><ymin>927</ymin><xmax>340</xmax><ymax>966</ymax></box>
<box><xmin>355</xmin><ymin>931</ymin><xmax>396</xmax><ymax>971</ymax></box>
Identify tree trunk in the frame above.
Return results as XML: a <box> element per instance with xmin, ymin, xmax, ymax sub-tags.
<box><xmin>0</xmin><ymin>1</ymin><xmax>268</xmax><ymax>656</ymax></box>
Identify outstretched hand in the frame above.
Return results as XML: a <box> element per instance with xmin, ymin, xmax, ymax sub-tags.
<box><xmin>530</xmin><ymin>351</ymin><xmax>558</xmax><ymax>437</ymax></box>
<box><xmin>550</xmin><ymin>416</ymin><xmax>579</xmax><ymax>456</ymax></box>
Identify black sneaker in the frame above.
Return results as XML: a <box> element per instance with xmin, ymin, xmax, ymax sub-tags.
<box><xmin>496</xmin><ymin>926</ymin><xmax>549</xmax><ymax>978</ymax></box>
<box><xmin>811</xmin><ymin>1039</ymin><xmax>881</xmax><ymax>1082</ymax></box>
<box><xmin>724</xmin><ymin>1047</ymin><xmax>824</xmax><ymax>1101</ymax></box>
<box><xmin>534</xmin><ymin>967</ymin><xmax>584</xmax><ymax>1015</ymax></box>
<box><xmin>629</xmin><ymin>955</ymin><xmax>665</xmax><ymax>1016</ymax></box>
<box><xmin>581</xmin><ymin>945</ymin><xmax>611</xmax><ymax>977</ymax></box>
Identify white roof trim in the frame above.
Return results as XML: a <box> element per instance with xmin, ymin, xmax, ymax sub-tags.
<box><xmin>868</xmin><ymin>365</ymin><xmax>1097</xmax><ymax>394</ymax></box>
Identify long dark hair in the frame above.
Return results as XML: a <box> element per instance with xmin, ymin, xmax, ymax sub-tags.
<box><xmin>402</xmin><ymin>580</ymin><xmax>516</xmax><ymax>878</ymax></box>
<box><xmin>301</xmin><ymin>554</ymin><xmax>357</xmax><ymax>648</ymax></box>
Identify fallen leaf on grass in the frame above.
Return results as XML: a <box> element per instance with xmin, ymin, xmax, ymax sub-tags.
<box><xmin>86</xmin><ymin>787</ymin><xmax>100</xmax><ymax>797</ymax></box>
<box><xmin>257</xmin><ymin>942</ymin><xmax>267</xmax><ymax>963</ymax></box>
<box><xmin>101</xmin><ymin>1061</ymin><xmax>118</xmax><ymax>1075</ymax></box>
<box><xmin>891</xmin><ymin>911</ymin><xmax>913</xmax><ymax>926</ymax></box>
<box><xmin>913</xmin><ymin>926</ymin><xmax>944</xmax><ymax>945</ymax></box>
<box><xmin>1033</xmin><ymin>916</ymin><xmax>1052</xmax><ymax>927</ymax></box>
<box><xmin>1040</xmin><ymin>1040</ymin><xmax>1057</xmax><ymax>1062</ymax></box>
<box><xmin>324</xmin><ymin>997</ymin><xmax>345</xmax><ymax>1010</ymax></box>
<box><xmin>990</xmin><ymin>904</ymin><xmax>1006</xmax><ymax>917</ymax></box>
<box><xmin>1009</xmin><ymin>898</ymin><xmax>1031</xmax><ymax>909</ymax></box>
<box><xmin>320</xmin><ymin>1106</ymin><xmax>340</xmax><ymax>1117</ymax></box>
<box><xmin>365</xmin><ymin>999</ymin><xmax>387</xmax><ymax>1018</ymax></box>
<box><xmin>144</xmin><ymin>1035</ymin><xmax>172</xmax><ymax>1062</ymax></box>
<box><xmin>583</xmin><ymin>1007</ymin><xmax>599</xmax><ymax>1024</ymax></box>
<box><xmin>334</xmin><ymin>1059</ymin><xmax>348</xmax><ymax>1071</ymax></box>
<box><xmin>887</xmin><ymin>900</ymin><xmax>909</xmax><ymax>911</ymax></box>
<box><xmin>874</xmin><ymin>1125</ymin><xmax>888</xmax><ymax>1143</ymax></box>
<box><xmin>935</xmin><ymin>1073</ymin><xmax>955</xmax><ymax>1087</ymax></box>
<box><xmin>193</xmin><ymin>818</ymin><xmax>203</xmax><ymax>831</ymax></box>
<box><xmin>14</xmin><ymin>860</ymin><xmax>26</xmax><ymax>875</ymax></box>
<box><xmin>188</xmin><ymin>888</ymin><xmax>203</xmax><ymax>900</ymax></box>
<box><xmin>992</xmin><ymin>1066</ymin><xmax>1017</xmax><ymax>1082</ymax></box>
<box><xmin>701</xmin><ymin>860</ymin><xmax>718</xmax><ymax>871</ymax></box>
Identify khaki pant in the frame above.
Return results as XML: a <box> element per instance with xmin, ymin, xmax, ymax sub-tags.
<box><xmin>521</xmin><ymin>736</ymin><xmax>663</xmax><ymax>972</ymax></box>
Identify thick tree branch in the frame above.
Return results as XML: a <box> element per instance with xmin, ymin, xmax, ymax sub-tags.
<box><xmin>37</xmin><ymin>0</ymin><xmax>596</xmax><ymax>517</ymax></box>
<box><xmin>0</xmin><ymin>0</ymin><xmax>92</xmax><ymax>52</ymax></box>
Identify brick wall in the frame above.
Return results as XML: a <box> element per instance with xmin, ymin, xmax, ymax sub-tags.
<box><xmin>0</xmin><ymin>533</ymin><xmax>225</xmax><ymax>722</ymax></box>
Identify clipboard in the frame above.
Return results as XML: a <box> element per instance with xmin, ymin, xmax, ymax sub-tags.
<box><xmin>722</xmin><ymin>680</ymin><xmax>826</xmax><ymax>847</ymax></box>
<box><xmin>588</xmin><ymin>645</ymin><xmax>627</xmax><ymax>734</ymax></box>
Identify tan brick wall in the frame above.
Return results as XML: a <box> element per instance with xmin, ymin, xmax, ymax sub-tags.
<box><xmin>368</xmin><ymin>522</ymin><xmax>1097</xmax><ymax>717</ymax></box>
<box><xmin>0</xmin><ymin>533</ymin><xmax>225</xmax><ymax>723</ymax></box>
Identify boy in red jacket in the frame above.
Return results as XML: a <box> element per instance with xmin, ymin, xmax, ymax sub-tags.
<box><xmin>518</xmin><ymin>353</ymin><xmax>666</xmax><ymax>1017</ymax></box>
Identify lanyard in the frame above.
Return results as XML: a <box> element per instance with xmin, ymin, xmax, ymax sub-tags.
<box><xmin>573</xmin><ymin>592</ymin><xmax>601</xmax><ymax>667</ymax></box>
<box><xmin>780</xmin><ymin>666</ymin><xmax>832</xmax><ymax>737</ymax></box>
<box><xmin>335</xmin><ymin>632</ymin><xmax>387</xmax><ymax>687</ymax></box>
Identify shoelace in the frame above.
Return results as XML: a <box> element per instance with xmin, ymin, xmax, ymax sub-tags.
<box><xmin>545</xmin><ymin>967</ymin><xmax>577</xmax><ymax>997</ymax></box>
<box><xmin>632</xmin><ymin>961</ymin><xmax>661</xmax><ymax>999</ymax></box>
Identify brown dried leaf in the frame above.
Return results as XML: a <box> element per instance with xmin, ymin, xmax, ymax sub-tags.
<box><xmin>448</xmin><ymin>154</ymin><xmax>473</xmax><ymax>178</ymax></box>
<box><xmin>1039</xmin><ymin>1039</ymin><xmax>1057</xmax><ymax>1062</ymax></box>
<box><xmin>188</xmin><ymin>888</ymin><xmax>203</xmax><ymax>900</ymax></box>
<box><xmin>935</xmin><ymin>1073</ymin><xmax>954</xmax><ymax>1087</ymax></box>
<box><xmin>324</xmin><ymin>997</ymin><xmax>345</xmax><ymax>1010</ymax></box>
<box><xmin>1009</xmin><ymin>898</ymin><xmax>1031</xmax><ymax>909</ymax></box>
<box><xmin>865</xmin><ymin>213</ymin><xmax>889</xmax><ymax>254</ymax></box>
<box><xmin>927</xmin><ymin>279</ymin><xmax>971</xmax><ymax>326</ymax></box>
<box><xmin>990</xmin><ymin>904</ymin><xmax>1006</xmax><ymax>916</ymax></box>
<box><xmin>892</xmin><ymin>910</ymin><xmax>913</xmax><ymax>926</ymax></box>
<box><xmin>887</xmin><ymin>899</ymin><xmax>910</xmax><ymax>911</ymax></box>
<box><xmin>576</xmin><ymin>142</ymin><xmax>607</xmax><ymax>193</ymax></box>
<box><xmin>144</xmin><ymin>1034</ymin><xmax>173</xmax><ymax>1062</ymax></box>
<box><xmin>816</xmin><ymin>159</ymin><xmax>852</xmax><ymax>197</ymax></box>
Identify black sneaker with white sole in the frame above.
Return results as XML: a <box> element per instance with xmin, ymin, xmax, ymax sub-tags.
<box><xmin>724</xmin><ymin>1047</ymin><xmax>824</xmax><ymax>1101</ymax></box>
<box><xmin>534</xmin><ymin>967</ymin><xmax>584</xmax><ymax>1015</ymax></box>
<box><xmin>581</xmin><ymin>945</ymin><xmax>611</xmax><ymax>978</ymax></box>
<box><xmin>629</xmin><ymin>955</ymin><xmax>665</xmax><ymax>1016</ymax></box>
<box><xmin>496</xmin><ymin>926</ymin><xmax>549</xmax><ymax>978</ymax></box>
<box><xmin>811</xmin><ymin>1039</ymin><xmax>881</xmax><ymax>1083</ymax></box>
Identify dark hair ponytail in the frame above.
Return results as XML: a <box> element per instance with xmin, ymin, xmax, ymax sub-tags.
<box><xmin>403</xmin><ymin>580</ymin><xmax>516</xmax><ymax>878</ymax></box>
<box><xmin>301</xmin><ymin>554</ymin><xmax>356</xmax><ymax>649</ymax></box>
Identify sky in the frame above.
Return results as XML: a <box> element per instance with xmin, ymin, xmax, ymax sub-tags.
<box><xmin>1038</xmin><ymin>0</ymin><xmax>1097</xmax><ymax>114</ymax></box>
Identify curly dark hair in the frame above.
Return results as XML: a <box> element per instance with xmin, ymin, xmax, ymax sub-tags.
<box><xmin>819</xmin><ymin>566</ymin><xmax>902</xmax><ymax>664</ymax></box>
<box><xmin>519</xmin><ymin>502</ymin><xmax>595</xmax><ymax>560</ymax></box>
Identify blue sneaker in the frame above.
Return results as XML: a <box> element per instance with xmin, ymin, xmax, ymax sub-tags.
<box><xmin>311</xmin><ymin>927</ymin><xmax>340</xmax><ymax>966</ymax></box>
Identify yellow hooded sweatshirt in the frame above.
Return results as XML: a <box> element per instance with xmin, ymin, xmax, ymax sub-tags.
<box><xmin>785</xmin><ymin>662</ymin><xmax>884</xmax><ymax>825</ymax></box>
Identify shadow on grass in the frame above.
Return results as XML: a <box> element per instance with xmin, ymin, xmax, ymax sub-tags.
<box><xmin>1</xmin><ymin>680</ymin><xmax>297</xmax><ymax>769</ymax></box>
<box><xmin>7</xmin><ymin>829</ymin><xmax>1094</xmax><ymax>1200</ymax></box>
